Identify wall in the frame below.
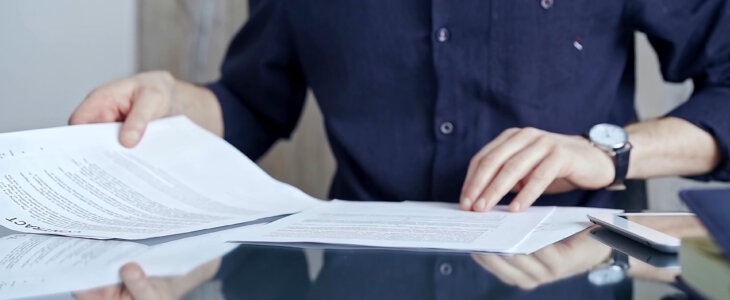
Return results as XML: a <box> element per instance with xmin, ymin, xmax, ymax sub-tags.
<box><xmin>0</xmin><ymin>0</ymin><xmax>137</xmax><ymax>133</ymax></box>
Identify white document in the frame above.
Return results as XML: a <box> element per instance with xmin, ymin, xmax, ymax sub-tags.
<box><xmin>0</xmin><ymin>117</ymin><xmax>322</xmax><ymax>240</ymax></box>
<box><xmin>232</xmin><ymin>200</ymin><xmax>555</xmax><ymax>252</ymax></box>
<box><xmin>0</xmin><ymin>224</ymin><xmax>259</xmax><ymax>299</ymax></box>
<box><xmin>507</xmin><ymin>207</ymin><xmax>623</xmax><ymax>254</ymax></box>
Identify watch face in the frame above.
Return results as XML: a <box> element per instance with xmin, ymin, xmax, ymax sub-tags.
<box><xmin>587</xmin><ymin>265</ymin><xmax>627</xmax><ymax>286</ymax></box>
<box><xmin>589</xmin><ymin>123</ymin><xmax>627</xmax><ymax>149</ymax></box>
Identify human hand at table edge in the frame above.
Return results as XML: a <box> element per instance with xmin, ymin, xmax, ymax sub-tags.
<box><xmin>471</xmin><ymin>226</ymin><xmax>611</xmax><ymax>290</ymax></box>
<box><xmin>74</xmin><ymin>259</ymin><xmax>221</xmax><ymax>300</ymax></box>
<box><xmin>459</xmin><ymin>127</ymin><xmax>614</xmax><ymax>213</ymax></box>
<box><xmin>68</xmin><ymin>71</ymin><xmax>224</xmax><ymax>148</ymax></box>
<box><xmin>460</xmin><ymin>117</ymin><xmax>721</xmax><ymax>213</ymax></box>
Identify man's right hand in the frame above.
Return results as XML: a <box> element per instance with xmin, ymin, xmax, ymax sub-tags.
<box><xmin>69</xmin><ymin>71</ymin><xmax>177</xmax><ymax>148</ymax></box>
<box><xmin>69</xmin><ymin>71</ymin><xmax>223</xmax><ymax>148</ymax></box>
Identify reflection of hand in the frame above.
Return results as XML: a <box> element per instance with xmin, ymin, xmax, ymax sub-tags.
<box><xmin>75</xmin><ymin>264</ymin><xmax>178</xmax><ymax>300</ymax></box>
<box><xmin>459</xmin><ymin>128</ymin><xmax>614</xmax><ymax>212</ymax></box>
<box><xmin>471</xmin><ymin>227</ymin><xmax>611</xmax><ymax>290</ymax></box>
<box><xmin>75</xmin><ymin>259</ymin><xmax>220</xmax><ymax>300</ymax></box>
<box><xmin>626</xmin><ymin>257</ymin><xmax>679</xmax><ymax>283</ymax></box>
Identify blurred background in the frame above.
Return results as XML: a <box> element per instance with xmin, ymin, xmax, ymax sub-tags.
<box><xmin>1</xmin><ymin>1</ymin><xmax>728</xmax><ymax>299</ymax></box>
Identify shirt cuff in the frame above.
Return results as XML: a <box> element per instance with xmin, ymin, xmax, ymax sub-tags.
<box><xmin>205</xmin><ymin>81</ymin><xmax>278</xmax><ymax>160</ymax></box>
<box><xmin>666</xmin><ymin>86</ymin><xmax>730</xmax><ymax>181</ymax></box>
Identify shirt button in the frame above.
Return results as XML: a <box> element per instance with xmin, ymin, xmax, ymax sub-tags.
<box><xmin>439</xmin><ymin>263</ymin><xmax>453</xmax><ymax>275</ymax></box>
<box><xmin>440</xmin><ymin>122</ymin><xmax>454</xmax><ymax>135</ymax></box>
<box><xmin>435</xmin><ymin>27</ymin><xmax>450</xmax><ymax>42</ymax></box>
<box><xmin>541</xmin><ymin>0</ymin><xmax>554</xmax><ymax>9</ymax></box>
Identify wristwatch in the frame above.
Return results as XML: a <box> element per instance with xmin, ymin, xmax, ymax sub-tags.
<box><xmin>587</xmin><ymin>249</ymin><xmax>630</xmax><ymax>286</ymax></box>
<box><xmin>587</xmin><ymin>123</ymin><xmax>632</xmax><ymax>191</ymax></box>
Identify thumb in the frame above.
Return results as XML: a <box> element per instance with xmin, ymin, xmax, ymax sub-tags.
<box><xmin>120</xmin><ymin>263</ymin><xmax>159</xmax><ymax>300</ymax></box>
<box><xmin>119</xmin><ymin>87</ymin><xmax>168</xmax><ymax>148</ymax></box>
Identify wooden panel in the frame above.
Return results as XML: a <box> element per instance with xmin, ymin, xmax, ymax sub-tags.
<box><xmin>139</xmin><ymin>0</ymin><xmax>335</xmax><ymax>199</ymax></box>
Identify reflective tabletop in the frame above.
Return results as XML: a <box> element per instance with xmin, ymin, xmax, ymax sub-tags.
<box><xmin>1</xmin><ymin>214</ymin><xmax>707</xmax><ymax>300</ymax></box>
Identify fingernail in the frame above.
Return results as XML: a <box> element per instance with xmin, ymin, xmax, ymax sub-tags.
<box><xmin>475</xmin><ymin>199</ymin><xmax>486</xmax><ymax>211</ymax></box>
<box><xmin>122</xmin><ymin>131</ymin><xmax>140</xmax><ymax>144</ymax></box>
<box><xmin>125</xmin><ymin>268</ymin><xmax>142</xmax><ymax>280</ymax></box>
<box><xmin>462</xmin><ymin>197</ymin><xmax>472</xmax><ymax>208</ymax></box>
<box><xmin>510</xmin><ymin>202</ymin><xmax>521</xmax><ymax>212</ymax></box>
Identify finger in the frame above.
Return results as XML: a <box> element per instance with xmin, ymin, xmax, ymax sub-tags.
<box><xmin>74</xmin><ymin>284</ymin><xmax>123</xmax><ymax>300</ymax></box>
<box><xmin>69</xmin><ymin>80</ymin><xmax>136</xmax><ymax>125</ymax></box>
<box><xmin>532</xmin><ymin>241</ymin><xmax>574</xmax><ymax>275</ymax></box>
<box><xmin>460</xmin><ymin>128</ymin><xmax>520</xmax><ymax>209</ymax></box>
<box><xmin>510</xmin><ymin>179</ymin><xmax>526</xmax><ymax>193</ymax></box>
<box><xmin>473</xmin><ymin>135</ymin><xmax>552</xmax><ymax>212</ymax></box>
<box><xmin>509</xmin><ymin>153</ymin><xmax>563</xmax><ymax>212</ymax></box>
<box><xmin>503</xmin><ymin>255</ymin><xmax>553</xmax><ymax>286</ymax></box>
<box><xmin>119</xmin><ymin>87</ymin><xmax>167</xmax><ymax>148</ymax></box>
<box><xmin>543</xmin><ymin>179</ymin><xmax>576</xmax><ymax>194</ymax></box>
<box><xmin>69</xmin><ymin>103</ymin><xmax>123</xmax><ymax>125</ymax></box>
<box><xmin>532</xmin><ymin>243</ymin><xmax>562</xmax><ymax>264</ymax></box>
<box><xmin>472</xmin><ymin>254</ymin><xmax>538</xmax><ymax>289</ymax></box>
<box><xmin>462</xmin><ymin>128</ymin><xmax>542</xmax><ymax>211</ymax></box>
<box><xmin>119</xmin><ymin>290</ymin><xmax>134</xmax><ymax>300</ymax></box>
<box><xmin>464</xmin><ymin>128</ymin><xmax>521</xmax><ymax>183</ymax></box>
<box><xmin>120</xmin><ymin>263</ymin><xmax>158</xmax><ymax>300</ymax></box>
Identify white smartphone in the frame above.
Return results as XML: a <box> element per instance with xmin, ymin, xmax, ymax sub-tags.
<box><xmin>587</xmin><ymin>212</ymin><xmax>695</xmax><ymax>253</ymax></box>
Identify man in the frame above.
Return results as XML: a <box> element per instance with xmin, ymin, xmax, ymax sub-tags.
<box><xmin>72</xmin><ymin>0</ymin><xmax>729</xmax><ymax>298</ymax></box>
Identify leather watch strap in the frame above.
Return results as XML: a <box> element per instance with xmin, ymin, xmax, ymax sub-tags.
<box><xmin>607</xmin><ymin>143</ymin><xmax>632</xmax><ymax>190</ymax></box>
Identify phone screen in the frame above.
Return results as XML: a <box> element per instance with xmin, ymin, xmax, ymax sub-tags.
<box><xmin>617</xmin><ymin>214</ymin><xmax>707</xmax><ymax>239</ymax></box>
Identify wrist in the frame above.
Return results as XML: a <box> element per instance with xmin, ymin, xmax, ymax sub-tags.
<box><xmin>586</xmin><ymin>123</ymin><xmax>631</xmax><ymax>190</ymax></box>
<box><xmin>624</xmin><ymin>125</ymin><xmax>642</xmax><ymax>180</ymax></box>
<box><xmin>170</xmin><ymin>79</ymin><xmax>224</xmax><ymax>137</ymax></box>
<box><xmin>582</xmin><ymin>137</ymin><xmax>617</xmax><ymax>188</ymax></box>
<box><xmin>623</xmin><ymin>117</ymin><xmax>721</xmax><ymax>180</ymax></box>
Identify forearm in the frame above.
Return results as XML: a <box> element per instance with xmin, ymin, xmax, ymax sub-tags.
<box><xmin>170</xmin><ymin>79</ymin><xmax>224</xmax><ymax>137</ymax></box>
<box><xmin>626</xmin><ymin>117</ymin><xmax>721</xmax><ymax>179</ymax></box>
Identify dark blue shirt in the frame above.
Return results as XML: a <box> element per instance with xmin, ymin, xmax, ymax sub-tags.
<box><xmin>207</xmin><ymin>0</ymin><xmax>730</xmax><ymax>208</ymax></box>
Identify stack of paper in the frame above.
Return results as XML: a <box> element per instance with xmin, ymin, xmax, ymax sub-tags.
<box><xmin>231</xmin><ymin>200</ymin><xmax>621</xmax><ymax>254</ymax></box>
<box><xmin>0</xmin><ymin>117</ymin><xmax>322</xmax><ymax>240</ymax></box>
<box><xmin>0</xmin><ymin>117</ymin><xmax>622</xmax><ymax>299</ymax></box>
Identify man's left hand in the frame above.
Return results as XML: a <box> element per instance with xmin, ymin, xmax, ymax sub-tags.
<box><xmin>460</xmin><ymin>127</ymin><xmax>615</xmax><ymax>212</ymax></box>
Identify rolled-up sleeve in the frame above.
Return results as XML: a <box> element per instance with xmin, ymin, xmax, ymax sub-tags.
<box><xmin>629</xmin><ymin>0</ymin><xmax>730</xmax><ymax>181</ymax></box>
<box><xmin>206</xmin><ymin>0</ymin><xmax>307</xmax><ymax>160</ymax></box>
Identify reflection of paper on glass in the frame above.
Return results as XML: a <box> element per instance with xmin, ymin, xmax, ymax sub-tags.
<box><xmin>0</xmin><ymin>224</ymin><xmax>259</xmax><ymax>299</ymax></box>
<box><xmin>0</xmin><ymin>234</ymin><xmax>140</xmax><ymax>299</ymax></box>
<box><xmin>0</xmin><ymin>234</ymin><xmax>146</xmax><ymax>280</ymax></box>
<box><xmin>231</xmin><ymin>200</ymin><xmax>555</xmax><ymax>253</ymax></box>
<box><xmin>507</xmin><ymin>207</ymin><xmax>623</xmax><ymax>254</ymax></box>
<box><xmin>0</xmin><ymin>117</ymin><xmax>321</xmax><ymax>240</ymax></box>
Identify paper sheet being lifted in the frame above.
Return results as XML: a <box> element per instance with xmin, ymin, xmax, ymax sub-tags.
<box><xmin>0</xmin><ymin>117</ymin><xmax>321</xmax><ymax>240</ymax></box>
<box><xmin>232</xmin><ymin>200</ymin><xmax>556</xmax><ymax>253</ymax></box>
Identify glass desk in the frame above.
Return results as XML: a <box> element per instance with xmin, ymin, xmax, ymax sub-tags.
<box><xmin>1</xmin><ymin>214</ymin><xmax>707</xmax><ymax>299</ymax></box>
